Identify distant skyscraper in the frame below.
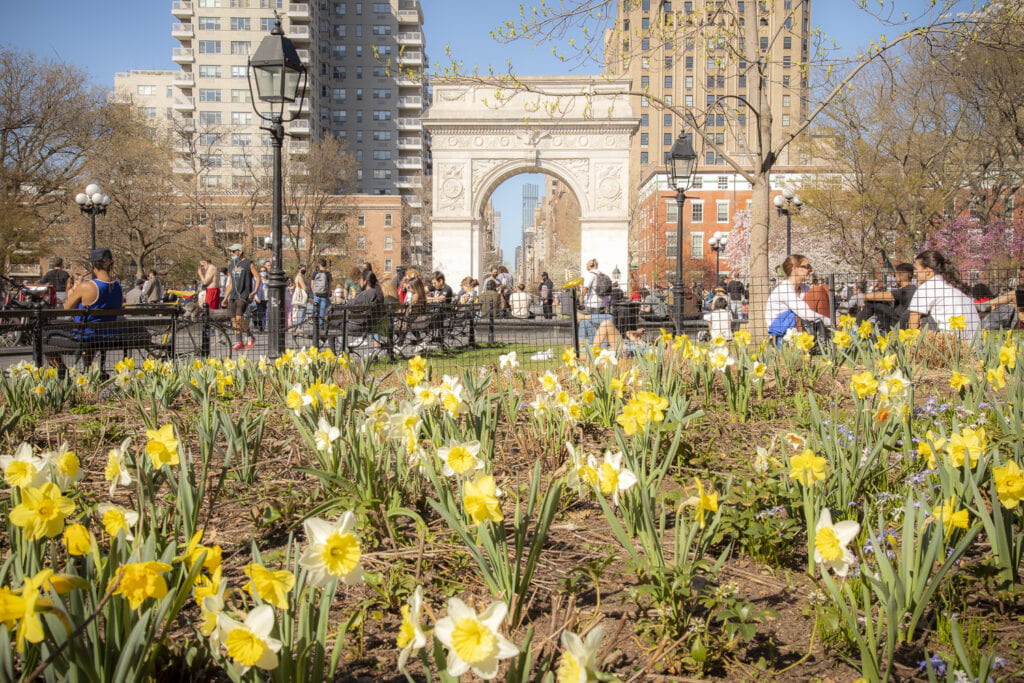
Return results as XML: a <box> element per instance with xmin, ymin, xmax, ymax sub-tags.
<box><xmin>521</xmin><ymin>183</ymin><xmax>539</xmax><ymax>231</ymax></box>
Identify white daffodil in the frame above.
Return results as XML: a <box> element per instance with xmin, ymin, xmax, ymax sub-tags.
<box><xmin>594</xmin><ymin>348</ymin><xmax>618</xmax><ymax>369</ymax></box>
<box><xmin>709</xmin><ymin>334</ymin><xmax>729</xmax><ymax>349</ymax></box>
<box><xmin>878</xmin><ymin>369</ymin><xmax>911</xmax><ymax>399</ymax></box>
<box><xmin>498</xmin><ymin>351</ymin><xmax>519</xmax><ymax>370</ymax></box>
<box><xmin>397</xmin><ymin>586</ymin><xmax>428</xmax><ymax>672</ymax></box>
<box><xmin>0</xmin><ymin>442</ymin><xmax>48</xmax><ymax>489</ymax></box>
<box><xmin>200</xmin><ymin>593</ymin><xmax>226</xmax><ymax>651</ymax></box>
<box><xmin>540</xmin><ymin>370</ymin><xmax>561</xmax><ymax>394</ymax></box>
<box><xmin>565</xmin><ymin>443</ymin><xmax>599</xmax><ymax>497</ymax></box>
<box><xmin>218</xmin><ymin>604</ymin><xmax>283</xmax><ymax>676</ymax></box>
<box><xmin>313</xmin><ymin>417</ymin><xmax>341</xmax><ymax>452</ymax></box>
<box><xmin>595</xmin><ymin>451</ymin><xmax>638</xmax><ymax>506</ymax></box>
<box><xmin>285</xmin><ymin>383</ymin><xmax>314</xmax><ymax>415</ymax></box>
<box><xmin>439</xmin><ymin>440</ymin><xmax>484</xmax><ymax>477</ymax></box>
<box><xmin>813</xmin><ymin>508</ymin><xmax>860</xmax><ymax>577</ymax></box>
<box><xmin>707</xmin><ymin>348</ymin><xmax>736</xmax><ymax>372</ymax></box>
<box><xmin>104</xmin><ymin>437</ymin><xmax>134</xmax><ymax>497</ymax></box>
<box><xmin>434</xmin><ymin>598</ymin><xmax>519</xmax><ymax>680</ymax></box>
<box><xmin>299</xmin><ymin>512</ymin><xmax>364</xmax><ymax>588</ymax></box>
<box><xmin>530</xmin><ymin>393</ymin><xmax>551</xmax><ymax>418</ymax></box>
<box><xmin>44</xmin><ymin>443</ymin><xmax>83</xmax><ymax>491</ymax></box>
<box><xmin>97</xmin><ymin>502</ymin><xmax>140</xmax><ymax>541</ymax></box>
<box><xmin>412</xmin><ymin>383</ymin><xmax>439</xmax><ymax>409</ymax></box>
<box><xmin>556</xmin><ymin>624</ymin><xmax>605</xmax><ymax>683</ymax></box>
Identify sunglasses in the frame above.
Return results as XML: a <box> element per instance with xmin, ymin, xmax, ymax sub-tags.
<box><xmin>798</xmin><ymin>264</ymin><xmax>813</xmax><ymax>271</ymax></box>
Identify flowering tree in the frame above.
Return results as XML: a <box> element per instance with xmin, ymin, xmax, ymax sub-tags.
<box><xmin>724</xmin><ymin>210</ymin><xmax>857</xmax><ymax>281</ymax></box>
<box><xmin>923</xmin><ymin>216</ymin><xmax>1024</xmax><ymax>272</ymax></box>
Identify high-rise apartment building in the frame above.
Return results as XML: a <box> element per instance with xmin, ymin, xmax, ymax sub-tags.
<box><xmin>168</xmin><ymin>0</ymin><xmax>429</xmax><ymax>201</ymax></box>
<box><xmin>607</xmin><ymin>0</ymin><xmax>811</xmax><ymax>188</ymax></box>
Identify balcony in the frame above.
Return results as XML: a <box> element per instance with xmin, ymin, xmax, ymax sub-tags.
<box><xmin>287</xmin><ymin>3</ymin><xmax>310</xmax><ymax>20</ymax></box>
<box><xmin>287</xmin><ymin>119</ymin><xmax>311</xmax><ymax>135</ymax></box>
<box><xmin>404</xmin><ymin>195</ymin><xmax>423</xmax><ymax>208</ymax></box>
<box><xmin>287</xmin><ymin>25</ymin><xmax>311</xmax><ymax>42</ymax></box>
<box><xmin>397</xmin><ymin>96</ymin><xmax>422</xmax><ymax>109</ymax></box>
<box><xmin>397</xmin><ymin>76</ymin><xmax>421</xmax><ymax>88</ymax></box>
<box><xmin>396</xmin><ymin>117</ymin><xmax>422</xmax><ymax>131</ymax></box>
<box><xmin>296</xmin><ymin>49</ymin><xmax>311</xmax><ymax>65</ymax></box>
<box><xmin>397</xmin><ymin>8</ymin><xmax>421</xmax><ymax>24</ymax></box>
<box><xmin>176</xmin><ymin>118</ymin><xmax>196</xmax><ymax>134</ymax></box>
<box><xmin>397</xmin><ymin>31</ymin><xmax>423</xmax><ymax>47</ymax></box>
<box><xmin>172</xmin><ymin>71</ymin><xmax>195</xmax><ymax>88</ymax></box>
<box><xmin>395</xmin><ymin>177</ymin><xmax>423</xmax><ymax>189</ymax></box>
<box><xmin>288</xmin><ymin>140</ymin><xmax>310</xmax><ymax>154</ymax></box>
<box><xmin>171</xmin><ymin>1</ymin><xmax>193</xmax><ymax>17</ymax></box>
<box><xmin>171</xmin><ymin>22</ymin><xmax>194</xmax><ymax>39</ymax></box>
<box><xmin>397</xmin><ymin>136</ymin><xmax>422</xmax><ymax>150</ymax></box>
<box><xmin>409</xmin><ymin>215</ymin><xmax>423</xmax><ymax>228</ymax></box>
<box><xmin>287</xmin><ymin>99</ymin><xmax>311</xmax><ymax>114</ymax></box>
<box><xmin>172</xmin><ymin>47</ymin><xmax>194</xmax><ymax>63</ymax></box>
<box><xmin>173</xmin><ymin>96</ymin><xmax>195</xmax><ymax>111</ymax></box>
<box><xmin>398</xmin><ymin>51</ymin><xmax>423</xmax><ymax>66</ymax></box>
<box><xmin>397</xmin><ymin>157</ymin><xmax>423</xmax><ymax>170</ymax></box>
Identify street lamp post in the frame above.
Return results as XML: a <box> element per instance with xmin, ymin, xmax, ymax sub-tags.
<box><xmin>75</xmin><ymin>184</ymin><xmax>110</xmax><ymax>251</ymax></box>
<box><xmin>668</xmin><ymin>131</ymin><xmax>698</xmax><ymax>334</ymax></box>
<box><xmin>773</xmin><ymin>188</ymin><xmax>803</xmax><ymax>255</ymax></box>
<box><xmin>248</xmin><ymin>16</ymin><xmax>307</xmax><ymax>358</ymax></box>
<box><xmin>709</xmin><ymin>231</ymin><xmax>729</xmax><ymax>283</ymax></box>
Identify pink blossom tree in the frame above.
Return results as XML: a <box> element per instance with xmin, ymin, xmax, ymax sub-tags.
<box><xmin>922</xmin><ymin>216</ymin><xmax>1024</xmax><ymax>272</ymax></box>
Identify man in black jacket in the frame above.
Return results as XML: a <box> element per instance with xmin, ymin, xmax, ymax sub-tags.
<box><xmin>538</xmin><ymin>272</ymin><xmax>555</xmax><ymax>319</ymax></box>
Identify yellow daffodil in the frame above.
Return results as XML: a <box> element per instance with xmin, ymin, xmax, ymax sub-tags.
<box><xmin>111</xmin><ymin>561</ymin><xmax>172</xmax><ymax>610</ymax></box>
<box><xmin>814</xmin><ymin>509</ymin><xmax>860</xmax><ymax>577</ymax></box>
<box><xmin>832</xmin><ymin>329</ymin><xmax>852</xmax><ymax>349</ymax></box>
<box><xmin>949</xmin><ymin>314</ymin><xmax>966</xmax><ymax>332</ymax></box>
<box><xmin>397</xmin><ymin>586</ymin><xmax>428</xmax><ymax>672</ymax></box>
<box><xmin>299</xmin><ymin>513</ymin><xmax>364</xmax><ymax>588</ymax></box>
<box><xmin>789</xmin><ymin>449</ymin><xmax>827</xmax><ymax>487</ymax></box>
<box><xmin>988</xmin><ymin>364</ymin><xmax>1007</xmax><ymax>389</ymax></box>
<box><xmin>464</xmin><ymin>474</ymin><xmax>504</xmax><ymax>525</ymax></box>
<box><xmin>684</xmin><ymin>478</ymin><xmax>719</xmax><ymax>529</ymax></box>
<box><xmin>145</xmin><ymin>424</ymin><xmax>179</xmax><ymax>469</ymax></box>
<box><xmin>850</xmin><ymin>371</ymin><xmax>879</xmax><ymax>399</ymax></box>
<box><xmin>45</xmin><ymin>444</ymin><xmax>82</xmax><ymax>491</ymax></box>
<box><xmin>898</xmin><ymin>327</ymin><xmax>921</xmax><ymax>345</ymax></box>
<box><xmin>794</xmin><ymin>331</ymin><xmax>816</xmax><ymax>353</ymax></box>
<box><xmin>63</xmin><ymin>523</ymin><xmax>94</xmax><ymax>556</ymax></box>
<box><xmin>218</xmin><ymin>605</ymin><xmax>283</xmax><ymax>676</ymax></box>
<box><xmin>434</xmin><ymin>597</ymin><xmax>519</xmax><ymax>680</ymax></box>
<box><xmin>950</xmin><ymin>371</ymin><xmax>970</xmax><ymax>391</ymax></box>
<box><xmin>734</xmin><ymin>329</ymin><xmax>751</xmax><ymax>346</ymax></box>
<box><xmin>97</xmin><ymin>503</ymin><xmax>139</xmax><ymax>541</ymax></box>
<box><xmin>286</xmin><ymin>384</ymin><xmax>313</xmax><ymax>413</ymax></box>
<box><xmin>946</xmin><ymin>427</ymin><xmax>986</xmax><ymax>469</ymax></box>
<box><xmin>876</xmin><ymin>353</ymin><xmax>896</xmax><ymax>372</ymax></box>
<box><xmin>998</xmin><ymin>343</ymin><xmax>1017</xmax><ymax>370</ymax></box>
<box><xmin>856</xmin><ymin>320</ymin><xmax>873</xmax><ymax>339</ymax></box>
<box><xmin>932</xmin><ymin>496</ymin><xmax>969</xmax><ymax>537</ymax></box>
<box><xmin>9</xmin><ymin>482</ymin><xmax>75</xmax><ymax>541</ymax></box>
<box><xmin>179</xmin><ymin>529</ymin><xmax>223</xmax><ymax>574</ymax></box>
<box><xmin>993</xmin><ymin>460</ymin><xmax>1024</xmax><ymax>509</ymax></box>
<box><xmin>2</xmin><ymin>570</ymin><xmax>55</xmax><ymax>652</ymax></box>
<box><xmin>243</xmin><ymin>564</ymin><xmax>295</xmax><ymax>610</ymax></box>
<box><xmin>439</xmin><ymin>440</ymin><xmax>483</xmax><ymax>477</ymax></box>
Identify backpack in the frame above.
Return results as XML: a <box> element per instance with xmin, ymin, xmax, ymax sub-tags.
<box><xmin>312</xmin><ymin>270</ymin><xmax>329</xmax><ymax>296</ymax></box>
<box><xmin>593</xmin><ymin>271</ymin><xmax>612</xmax><ymax>297</ymax></box>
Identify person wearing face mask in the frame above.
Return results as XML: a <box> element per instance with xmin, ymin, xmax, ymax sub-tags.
<box><xmin>223</xmin><ymin>243</ymin><xmax>260</xmax><ymax>350</ymax></box>
<box><xmin>253</xmin><ymin>268</ymin><xmax>269</xmax><ymax>332</ymax></box>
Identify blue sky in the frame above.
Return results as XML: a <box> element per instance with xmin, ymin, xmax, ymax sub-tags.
<box><xmin>0</xmin><ymin>0</ymin><xmax>912</xmax><ymax>262</ymax></box>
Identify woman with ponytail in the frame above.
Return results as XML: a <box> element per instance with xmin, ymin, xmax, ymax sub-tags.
<box><xmin>907</xmin><ymin>249</ymin><xmax>980</xmax><ymax>341</ymax></box>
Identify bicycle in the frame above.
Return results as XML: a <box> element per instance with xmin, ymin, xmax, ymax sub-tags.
<box><xmin>148</xmin><ymin>290</ymin><xmax>235</xmax><ymax>360</ymax></box>
<box><xmin>0</xmin><ymin>274</ymin><xmax>55</xmax><ymax>347</ymax></box>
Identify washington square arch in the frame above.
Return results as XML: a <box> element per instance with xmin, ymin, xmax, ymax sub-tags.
<box><xmin>422</xmin><ymin>76</ymin><xmax>638</xmax><ymax>283</ymax></box>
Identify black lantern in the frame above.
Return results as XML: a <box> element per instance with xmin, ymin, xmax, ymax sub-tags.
<box><xmin>668</xmin><ymin>132</ymin><xmax>698</xmax><ymax>332</ymax></box>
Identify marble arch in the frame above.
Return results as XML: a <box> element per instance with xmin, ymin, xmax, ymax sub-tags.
<box><xmin>422</xmin><ymin>76</ymin><xmax>638</xmax><ymax>283</ymax></box>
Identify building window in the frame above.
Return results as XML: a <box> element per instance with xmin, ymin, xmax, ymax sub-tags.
<box><xmin>372</xmin><ymin>110</ymin><xmax>392</xmax><ymax>120</ymax></box>
<box><xmin>372</xmin><ymin>130</ymin><xmax>391</xmax><ymax>141</ymax></box>
<box><xmin>357</xmin><ymin>235</ymin><xmax>366</xmax><ymax>250</ymax></box>
<box><xmin>357</xmin><ymin>213</ymin><xmax>365</xmax><ymax>227</ymax></box>
<box><xmin>198</xmin><ymin>133</ymin><xmax>220</xmax><ymax>145</ymax></box>
<box><xmin>231</xmin><ymin>65</ymin><xmax>247</xmax><ymax>78</ymax></box>
<box><xmin>372</xmin><ymin>89</ymin><xmax>391</xmax><ymax>99</ymax></box>
<box><xmin>759</xmin><ymin>36</ymin><xmax>768</xmax><ymax>51</ymax></box>
<box><xmin>198</xmin><ymin>41</ymin><xmax>221</xmax><ymax>54</ymax></box>
<box><xmin>640</xmin><ymin>114</ymin><xmax>649</xmax><ymax>127</ymax></box>
<box><xmin>231</xmin><ymin>111</ymin><xmax>252</xmax><ymax>125</ymax></box>
<box><xmin>199</xmin><ymin>89</ymin><xmax>222</xmax><ymax>102</ymax></box>
<box><xmin>783</xmin><ymin>36</ymin><xmax>792</xmax><ymax>49</ymax></box>
<box><xmin>782</xmin><ymin>94</ymin><xmax>791</xmax><ymax>107</ymax></box>
<box><xmin>640</xmin><ymin>133</ymin><xmax>649</xmax><ymax>146</ymax></box>
<box><xmin>640</xmin><ymin>152</ymin><xmax>648</xmax><ymax>164</ymax></box>
<box><xmin>641</xmin><ymin>38</ymin><xmax>649</xmax><ymax>51</ymax></box>
<box><xmin>198</xmin><ymin>65</ymin><xmax>221</xmax><ymax>78</ymax></box>
<box><xmin>665</xmin><ymin>231</ymin><xmax>677</xmax><ymax>259</ymax></box>
<box><xmin>384</xmin><ymin>213</ymin><xmax>393</xmax><ymax>227</ymax></box>
<box><xmin>664</xmin><ymin>75</ymin><xmax>672</xmax><ymax>88</ymax></box>
<box><xmin>372</xmin><ymin>169</ymin><xmax>392</xmax><ymax>179</ymax></box>
<box><xmin>717</xmin><ymin>176</ymin><xmax>728</xmax><ymax>190</ymax></box>
<box><xmin>384</xmin><ymin>258</ymin><xmax>393</xmax><ymax>273</ymax></box>
<box><xmin>231</xmin><ymin>154</ymin><xmax>252</xmax><ymax>169</ymax></box>
<box><xmin>691</xmin><ymin>232</ymin><xmax>704</xmax><ymax>259</ymax></box>
<box><xmin>198</xmin><ymin>0</ymin><xmax>221</xmax><ymax>6</ymax></box>
<box><xmin>137</xmin><ymin>85</ymin><xmax>156</xmax><ymax>96</ymax></box>
<box><xmin>372</xmin><ymin>24</ymin><xmax>391</xmax><ymax>35</ymax></box>
<box><xmin>717</xmin><ymin>200</ymin><xmax>729</xmax><ymax>223</ymax></box>
<box><xmin>232</xmin><ymin>134</ymin><xmax>252</xmax><ymax>146</ymax></box>
<box><xmin>691</xmin><ymin>201</ymin><xmax>704</xmax><ymax>223</ymax></box>
<box><xmin>138</xmin><ymin>107</ymin><xmax>156</xmax><ymax>118</ymax></box>
<box><xmin>685</xmin><ymin>56</ymin><xmax>693</xmax><ymax>70</ymax></box>
<box><xmin>199</xmin><ymin>111</ymin><xmax>222</xmax><ymax>125</ymax></box>
<box><xmin>384</xmin><ymin>235</ymin><xmax>393</xmax><ymax>250</ymax></box>
<box><xmin>261</xmin><ymin>17</ymin><xmax>276</xmax><ymax>31</ymax></box>
<box><xmin>230</xmin><ymin>16</ymin><xmax>251</xmax><ymax>30</ymax></box>
<box><xmin>666</xmin><ymin>201</ymin><xmax>678</xmax><ymax>223</ymax></box>
<box><xmin>685</xmin><ymin>75</ymin><xmax>693</xmax><ymax>89</ymax></box>
<box><xmin>198</xmin><ymin>16</ymin><xmax>221</xmax><ymax>29</ymax></box>
<box><xmin>664</xmin><ymin>132</ymin><xmax>672</xmax><ymax>146</ymax></box>
<box><xmin>372</xmin><ymin>150</ymin><xmax>391</xmax><ymax>160</ymax></box>
<box><xmin>781</xmin><ymin>114</ymin><xmax>791</xmax><ymax>126</ymax></box>
<box><xmin>685</xmin><ymin>95</ymin><xmax>693</xmax><ymax>107</ymax></box>
<box><xmin>230</xmin><ymin>41</ymin><xmax>251</xmax><ymax>55</ymax></box>
<box><xmin>692</xmin><ymin>175</ymin><xmax>703</xmax><ymax>189</ymax></box>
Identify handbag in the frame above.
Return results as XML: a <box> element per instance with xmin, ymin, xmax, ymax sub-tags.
<box><xmin>292</xmin><ymin>286</ymin><xmax>309</xmax><ymax>306</ymax></box>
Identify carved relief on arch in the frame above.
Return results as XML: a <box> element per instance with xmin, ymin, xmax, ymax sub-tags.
<box><xmin>595</xmin><ymin>163</ymin><xmax>625</xmax><ymax>213</ymax></box>
<box><xmin>471</xmin><ymin>158</ymin><xmax>505</xmax><ymax>190</ymax></box>
<box><xmin>437</xmin><ymin>163</ymin><xmax>467</xmax><ymax>214</ymax></box>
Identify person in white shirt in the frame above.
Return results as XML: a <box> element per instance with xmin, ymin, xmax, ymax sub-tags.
<box><xmin>578</xmin><ymin>258</ymin><xmax>611</xmax><ymax>344</ymax></box>
<box><xmin>703</xmin><ymin>296</ymin><xmax>734</xmax><ymax>340</ymax></box>
<box><xmin>765</xmin><ymin>254</ymin><xmax>831</xmax><ymax>339</ymax></box>
<box><xmin>906</xmin><ymin>249</ymin><xmax>980</xmax><ymax>342</ymax></box>
<box><xmin>510</xmin><ymin>283</ymin><xmax>532</xmax><ymax>318</ymax></box>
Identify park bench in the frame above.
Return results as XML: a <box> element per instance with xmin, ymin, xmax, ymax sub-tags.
<box><xmin>37</xmin><ymin>305</ymin><xmax>183</xmax><ymax>370</ymax></box>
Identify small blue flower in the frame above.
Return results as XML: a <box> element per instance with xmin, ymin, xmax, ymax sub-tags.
<box><xmin>917</xmin><ymin>653</ymin><xmax>946</xmax><ymax>676</ymax></box>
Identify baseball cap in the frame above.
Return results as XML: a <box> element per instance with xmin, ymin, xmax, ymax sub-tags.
<box><xmin>88</xmin><ymin>248</ymin><xmax>112</xmax><ymax>262</ymax></box>
<box><xmin>227</xmin><ymin>243</ymin><xmax>244</xmax><ymax>252</ymax></box>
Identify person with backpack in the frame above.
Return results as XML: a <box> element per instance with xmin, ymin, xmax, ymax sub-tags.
<box><xmin>538</xmin><ymin>272</ymin><xmax>554</xmax><ymax>319</ymax></box>
<box><xmin>578</xmin><ymin>258</ymin><xmax>612</xmax><ymax>344</ymax></box>
<box><xmin>311</xmin><ymin>258</ymin><xmax>333</xmax><ymax>322</ymax></box>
